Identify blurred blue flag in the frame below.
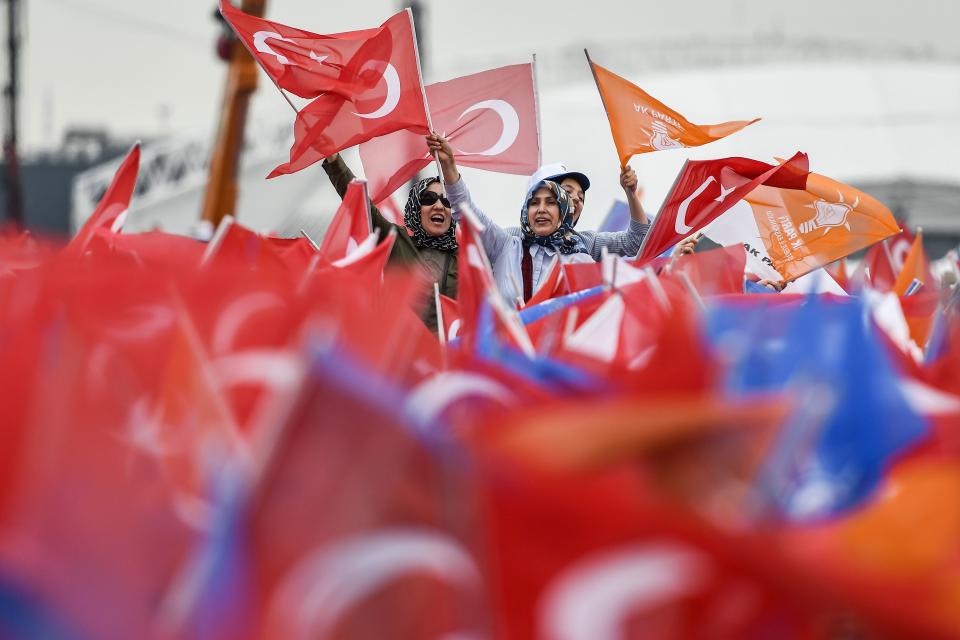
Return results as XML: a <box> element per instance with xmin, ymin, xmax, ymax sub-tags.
<box><xmin>710</xmin><ymin>296</ymin><xmax>929</xmax><ymax>520</ymax></box>
<box><xmin>598</xmin><ymin>200</ymin><xmax>630</xmax><ymax>233</ymax></box>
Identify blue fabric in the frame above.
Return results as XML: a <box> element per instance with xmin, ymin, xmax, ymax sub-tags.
<box><xmin>599</xmin><ymin>200</ymin><xmax>630</xmax><ymax>233</ymax></box>
<box><xmin>713</xmin><ymin>296</ymin><xmax>929</xmax><ymax>520</ymax></box>
<box><xmin>518</xmin><ymin>285</ymin><xmax>606</xmax><ymax>326</ymax></box>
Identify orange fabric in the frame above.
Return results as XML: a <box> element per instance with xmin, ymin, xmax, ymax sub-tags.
<box><xmin>589</xmin><ymin>58</ymin><xmax>759</xmax><ymax>166</ymax></box>
<box><xmin>893</xmin><ymin>229</ymin><xmax>933</xmax><ymax>297</ymax></box>
<box><xmin>747</xmin><ymin>172</ymin><xmax>900</xmax><ymax>281</ymax></box>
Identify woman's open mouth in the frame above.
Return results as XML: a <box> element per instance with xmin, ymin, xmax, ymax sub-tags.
<box><xmin>430</xmin><ymin>213</ymin><xmax>446</xmax><ymax>224</ymax></box>
<box><xmin>534</xmin><ymin>215</ymin><xmax>551</xmax><ymax>225</ymax></box>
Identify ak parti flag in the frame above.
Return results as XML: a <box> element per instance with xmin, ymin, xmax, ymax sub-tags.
<box><xmin>705</xmin><ymin>171</ymin><xmax>900</xmax><ymax>282</ymax></box>
<box><xmin>266</xmin><ymin>10</ymin><xmax>431</xmax><ymax>177</ymax></box>
<box><xmin>64</xmin><ymin>142</ymin><xmax>139</xmax><ymax>259</ymax></box>
<box><xmin>586</xmin><ymin>52</ymin><xmax>759</xmax><ymax>166</ymax></box>
<box><xmin>360</xmin><ymin>63</ymin><xmax>541</xmax><ymax>203</ymax></box>
<box><xmin>637</xmin><ymin>152</ymin><xmax>809</xmax><ymax>262</ymax></box>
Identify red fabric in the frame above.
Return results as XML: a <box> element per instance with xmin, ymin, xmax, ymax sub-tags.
<box><xmin>220</xmin><ymin>0</ymin><xmax>380</xmax><ymax>100</ymax></box>
<box><xmin>671</xmin><ymin>244</ymin><xmax>747</xmax><ymax>296</ymax></box>
<box><xmin>851</xmin><ymin>229</ymin><xmax>913</xmax><ymax>292</ymax></box>
<box><xmin>525</xmin><ymin>256</ymin><xmax>568</xmax><ymax>307</ymax></box>
<box><xmin>64</xmin><ymin>143</ymin><xmax>139</xmax><ymax>259</ymax></box>
<box><xmin>562</xmin><ymin>261</ymin><xmax>603</xmax><ymax>292</ymax></box>
<box><xmin>520</xmin><ymin>244</ymin><xmax>534</xmax><ymax>303</ymax></box>
<box><xmin>454</xmin><ymin>213</ymin><xmax>498</xmax><ymax>350</ymax></box>
<box><xmin>267</xmin><ymin>10</ymin><xmax>431</xmax><ymax>177</ymax></box>
<box><xmin>360</xmin><ymin>63</ymin><xmax>540</xmax><ymax>202</ymax></box>
<box><xmin>637</xmin><ymin>152</ymin><xmax>809</xmax><ymax>262</ymax></box>
<box><xmin>318</xmin><ymin>179</ymin><xmax>373</xmax><ymax>262</ymax></box>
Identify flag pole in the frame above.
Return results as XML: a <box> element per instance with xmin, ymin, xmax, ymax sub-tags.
<box><xmin>406</xmin><ymin>8</ymin><xmax>446</xmax><ymax>195</ymax></box>
<box><xmin>532</xmin><ymin>53</ymin><xmax>543</xmax><ymax>167</ymax></box>
<box><xmin>584</xmin><ymin>49</ymin><xmax>624</xmax><ymax>169</ymax></box>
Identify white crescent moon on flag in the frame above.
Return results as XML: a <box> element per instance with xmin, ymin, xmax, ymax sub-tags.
<box><xmin>253</xmin><ymin>31</ymin><xmax>293</xmax><ymax>65</ymax></box>
<box><xmin>675</xmin><ymin>176</ymin><xmax>717</xmax><ymax>235</ymax></box>
<box><xmin>266</xmin><ymin>528</ymin><xmax>481</xmax><ymax>638</ymax></box>
<box><xmin>352</xmin><ymin>62</ymin><xmax>401</xmax><ymax>119</ymax></box>
<box><xmin>454</xmin><ymin>100</ymin><xmax>521</xmax><ymax>156</ymax></box>
<box><xmin>539</xmin><ymin>543</ymin><xmax>710</xmax><ymax>640</ymax></box>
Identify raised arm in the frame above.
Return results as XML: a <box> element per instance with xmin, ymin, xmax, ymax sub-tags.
<box><xmin>621</xmin><ymin>164</ymin><xmax>648</xmax><ymax>226</ymax></box>
<box><xmin>426</xmin><ymin>133</ymin><xmax>513</xmax><ymax>264</ymax></box>
<box><xmin>577</xmin><ymin>164</ymin><xmax>650</xmax><ymax>260</ymax></box>
<box><xmin>320</xmin><ymin>153</ymin><xmax>396</xmax><ymax>242</ymax></box>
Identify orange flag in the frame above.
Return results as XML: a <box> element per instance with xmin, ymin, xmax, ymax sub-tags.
<box><xmin>586</xmin><ymin>51</ymin><xmax>759</xmax><ymax>166</ymax></box>
<box><xmin>893</xmin><ymin>229</ymin><xmax>934</xmax><ymax>297</ymax></box>
<box><xmin>705</xmin><ymin>171</ymin><xmax>900</xmax><ymax>282</ymax></box>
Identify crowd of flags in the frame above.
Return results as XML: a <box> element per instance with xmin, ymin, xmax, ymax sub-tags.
<box><xmin>2</xmin><ymin>3</ymin><xmax>960</xmax><ymax>638</ymax></box>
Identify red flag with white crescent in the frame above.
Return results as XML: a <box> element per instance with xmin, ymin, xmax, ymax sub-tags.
<box><xmin>637</xmin><ymin>152</ymin><xmax>809</xmax><ymax>262</ymax></box>
<box><xmin>359</xmin><ymin>63</ymin><xmax>541</xmax><ymax>203</ymax></box>
<box><xmin>263</xmin><ymin>9</ymin><xmax>431</xmax><ymax>177</ymax></box>
<box><xmin>64</xmin><ymin>142</ymin><xmax>140</xmax><ymax>259</ymax></box>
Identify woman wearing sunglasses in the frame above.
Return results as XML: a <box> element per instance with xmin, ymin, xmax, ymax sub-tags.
<box><xmin>321</xmin><ymin>152</ymin><xmax>458</xmax><ymax>332</ymax></box>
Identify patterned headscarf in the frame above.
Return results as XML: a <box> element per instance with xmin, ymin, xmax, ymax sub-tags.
<box><xmin>520</xmin><ymin>179</ymin><xmax>587</xmax><ymax>255</ymax></box>
<box><xmin>403</xmin><ymin>176</ymin><xmax>458</xmax><ymax>252</ymax></box>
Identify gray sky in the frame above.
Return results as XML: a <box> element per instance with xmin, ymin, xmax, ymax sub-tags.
<box><xmin>21</xmin><ymin>0</ymin><xmax>960</xmax><ymax>151</ymax></box>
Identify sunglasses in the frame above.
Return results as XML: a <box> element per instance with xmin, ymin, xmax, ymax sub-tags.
<box><xmin>420</xmin><ymin>190</ymin><xmax>451</xmax><ymax>209</ymax></box>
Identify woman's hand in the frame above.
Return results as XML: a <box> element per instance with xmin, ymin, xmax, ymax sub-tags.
<box><xmin>674</xmin><ymin>234</ymin><xmax>701</xmax><ymax>256</ymax></box>
<box><xmin>758</xmin><ymin>279</ymin><xmax>786</xmax><ymax>292</ymax></box>
<box><xmin>426</xmin><ymin>132</ymin><xmax>460</xmax><ymax>184</ymax></box>
<box><xmin>620</xmin><ymin>165</ymin><xmax>639</xmax><ymax>194</ymax></box>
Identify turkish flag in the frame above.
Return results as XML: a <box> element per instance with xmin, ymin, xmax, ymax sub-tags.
<box><xmin>267</xmin><ymin>10</ymin><xmax>431</xmax><ymax>177</ymax></box>
<box><xmin>851</xmin><ymin>229</ymin><xmax>913</xmax><ymax>292</ymax></box>
<box><xmin>221</xmin><ymin>0</ymin><xmax>381</xmax><ymax>100</ymax></box>
<box><xmin>360</xmin><ymin>63</ymin><xmax>540</xmax><ymax>203</ymax></box>
<box><xmin>637</xmin><ymin>152</ymin><xmax>809</xmax><ymax>262</ymax></box>
<box><xmin>454</xmin><ymin>209</ymin><xmax>498</xmax><ymax>350</ymax></box>
<box><xmin>588</xmin><ymin>54</ymin><xmax>759</xmax><ymax>166</ymax></box>
<box><xmin>64</xmin><ymin>142</ymin><xmax>139</xmax><ymax>259</ymax></box>
<box><xmin>671</xmin><ymin>244</ymin><xmax>747</xmax><ymax>296</ymax></box>
<box><xmin>318</xmin><ymin>179</ymin><xmax>373</xmax><ymax>262</ymax></box>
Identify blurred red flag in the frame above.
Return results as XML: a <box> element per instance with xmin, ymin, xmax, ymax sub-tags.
<box><xmin>318</xmin><ymin>179</ymin><xmax>374</xmax><ymax>262</ymax></box>
<box><xmin>265</xmin><ymin>10</ymin><xmax>431</xmax><ymax>177</ymax></box>
<box><xmin>671</xmin><ymin>244</ymin><xmax>747</xmax><ymax>296</ymax></box>
<box><xmin>637</xmin><ymin>152</ymin><xmax>809</xmax><ymax>262</ymax></box>
<box><xmin>360</xmin><ymin>63</ymin><xmax>540</xmax><ymax>202</ymax></box>
<box><xmin>454</xmin><ymin>209</ymin><xmax>499</xmax><ymax>349</ymax></box>
<box><xmin>243</xmin><ymin>347</ymin><xmax>488</xmax><ymax>638</ymax></box>
<box><xmin>63</xmin><ymin>142</ymin><xmax>140</xmax><ymax>259</ymax></box>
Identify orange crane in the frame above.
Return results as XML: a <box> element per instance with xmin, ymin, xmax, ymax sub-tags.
<box><xmin>201</xmin><ymin>0</ymin><xmax>267</xmax><ymax>226</ymax></box>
